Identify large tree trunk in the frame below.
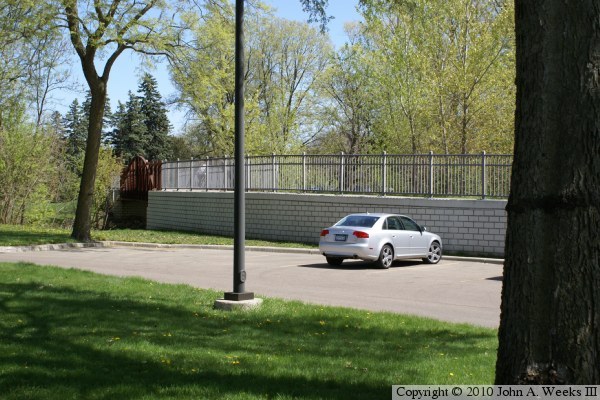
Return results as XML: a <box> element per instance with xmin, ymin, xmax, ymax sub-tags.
<box><xmin>496</xmin><ymin>1</ymin><xmax>600</xmax><ymax>384</ymax></box>
<box><xmin>71</xmin><ymin>82</ymin><xmax>107</xmax><ymax>242</ymax></box>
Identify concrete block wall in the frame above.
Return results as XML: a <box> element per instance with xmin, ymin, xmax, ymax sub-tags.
<box><xmin>148</xmin><ymin>191</ymin><xmax>507</xmax><ymax>257</ymax></box>
<box><xmin>111</xmin><ymin>198</ymin><xmax>147</xmax><ymax>223</ymax></box>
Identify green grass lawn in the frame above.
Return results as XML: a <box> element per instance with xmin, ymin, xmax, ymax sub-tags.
<box><xmin>0</xmin><ymin>263</ymin><xmax>497</xmax><ymax>399</ymax></box>
<box><xmin>93</xmin><ymin>228</ymin><xmax>316</xmax><ymax>249</ymax></box>
<box><xmin>0</xmin><ymin>225</ymin><xmax>76</xmax><ymax>247</ymax></box>
<box><xmin>0</xmin><ymin>224</ymin><xmax>315</xmax><ymax>249</ymax></box>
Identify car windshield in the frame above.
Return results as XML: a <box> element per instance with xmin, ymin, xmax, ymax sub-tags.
<box><xmin>336</xmin><ymin>215</ymin><xmax>380</xmax><ymax>228</ymax></box>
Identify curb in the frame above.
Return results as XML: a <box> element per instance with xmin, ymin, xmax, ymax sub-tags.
<box><xmin>0</xmin><ymin>242</ymin><xmax>105</xmax><ymax>253</ymax></box>
<box><xmin>0</xmin><ymin>241</ymin><xmax>503</xmax><ymax>264</ymax></box>
<box><xmin>0</xmin><ymin>241</ymin><xmax>323</xmax><ymax>256</ymax></box>
<box><xmin>442</xmin><ymin>255</ymin><xmax>504</xmax><ymax>265</ymax></box>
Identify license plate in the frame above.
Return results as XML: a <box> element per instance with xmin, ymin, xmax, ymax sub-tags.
<box><xmin>335</xmin><ymin>234</ymin><xmax>347</xmax><ymax>242</ymax></box>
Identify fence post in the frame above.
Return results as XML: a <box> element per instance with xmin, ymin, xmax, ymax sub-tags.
<box><xmin>429</xmin><ymin>151</ymin><xmax>434</xmax><ymax>198</ymax></box>
<box><xmin>481</xmin><ymin>151</ymin><xmax>487</xmax><ymax>200</ymax></box>
<box><xmin>302</xmin><ymin>152</ymin><xmax>306</xmax><ymax>193</ymax></box>
<box><xmin>340</xmin><ymin>152</ymin><xmax>345</xmax><ymax>193</ymax></box>
<box><xmin>176</xmin><ymin>158</ymin><xmax>180</xmax><ymax>191</ymax></box>
<box><xmin>227</xmin><ymin>155</ymin><xmax>231</xmax><ymax>191</ymax></box>
<box><xmin>272</xmin><ymin>153</ymin><xmax>276</xmax><ymax>192</ymax></box>
<box><xmin>189</xmin><ymin>157</ymin><xmax>193</xmax><ymax>191</ymax></box>
<box><xmin>223</xmin><ymin>156</ymin><xmax>227</xmax><ymax>191</ymax></box>
<box><xmin>382</xmin><ymin>151</ymin><xmax>387</xmax><ymax>196</ymax></box>
<box><xmin>162</xmin><ymin>160</ymin><xmax>166</xmax><ymax>190</ymax></box>
<box><xmin>204</xmin><ymin>156</ymin><xmax>209</xmax><ymax>191</ymax></box>
<box><xmin>246</xmin><ymin>154</ymin><xmax>250</xmax><ymax>192</ymax></box>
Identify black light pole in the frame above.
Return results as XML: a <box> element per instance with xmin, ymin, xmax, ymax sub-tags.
<box><xmin>225</xmin><ymin>0</ymin><xmax>253</xmax><ymax>302</ymax></box>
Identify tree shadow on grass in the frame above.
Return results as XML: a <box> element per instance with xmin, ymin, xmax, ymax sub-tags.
<box><xmin>0</xmin><ymin>227</ymin><xmax>72</xmax><ymax>247</ymax></box>
<box><xmin>0</xmin><ymin>265</ymin><xmax>496</xmax><ymax>399</ymax></box>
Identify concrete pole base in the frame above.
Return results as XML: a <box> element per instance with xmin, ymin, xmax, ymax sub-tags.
<box><xmin>213</xmin><ymin>297</ymin><xmax>263</xmax><ymax>311</ymax></box>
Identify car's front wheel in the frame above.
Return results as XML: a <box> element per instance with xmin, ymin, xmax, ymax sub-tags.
<box><xmin>375</xmin><ymin>244</ymin><xmax>394</xmax><ymax>269</ymax></box>
<box><xmin>326</xmin><ymin>256</ymin><xmax>344</xmax><ymax>266</ymax></box>
<box><xmin>423</xmin><ymin>241</ymin><xmax>442</xmax><ymax>264</ymax></box>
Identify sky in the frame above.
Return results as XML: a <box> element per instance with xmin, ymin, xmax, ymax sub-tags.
<box><xmin>54</xmin><ymin>0</ymin><xmax>362</xmax><ymax>134</ymax></box>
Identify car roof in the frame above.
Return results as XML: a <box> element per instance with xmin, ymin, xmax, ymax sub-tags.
<box><xmin>346</xmin><ymin>213</ymin><xmax>407</xmax><ymax>218</ymax></box>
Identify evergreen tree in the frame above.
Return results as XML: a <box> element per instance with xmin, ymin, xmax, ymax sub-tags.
<box><xmin>138</xmin><ymin>73</ymin><xmax>171</xmax><ymax>160</ymax></box>
<box><xmin>63</xmin><ymin>95</ymin><xmax>114</xmax><ymax>167</ymax></box>
<box><xmin>81</xmin><ymin>91</ymin><xmax>113</xmax><ymax>145</ymax></box>
<box><xmin>119</xmin><ymin>90</ymin><xmax>148</xmax><ymax>161</ymax></box>
<box><xmin>110</xmin><ymin>74</ymin><xmax>172</xmax><ymax>161</ymax></box>
<box><xmin>62</xmin><ymin>99</ymin><xmax>86</xmax><ymax>164</ymax></box>
<box><xmin>48</xmin><ymin>111</ymin><xmax>66</xmax><ymax>139</ymax></box>
<box><xmin>108</xmin><ymin>101</ymin><xmax>127</xmax><ymax>157</ymax></box>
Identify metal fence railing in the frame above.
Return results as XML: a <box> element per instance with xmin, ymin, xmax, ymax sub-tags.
<box><xmin>161</xmin><ymin>152</ymin><xmax>513</xmax><ymax>199</ymax></box>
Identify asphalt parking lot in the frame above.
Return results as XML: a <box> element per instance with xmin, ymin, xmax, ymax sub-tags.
<box><xmin>0</xmin><ymin>246</ymin><xmax>503</xmax><ymax>327</ymax></box>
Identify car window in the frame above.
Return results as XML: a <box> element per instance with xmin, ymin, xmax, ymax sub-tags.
<box><xmin>400</xmin><ymin>216</ymin><xmax>420</xmax><ymax>231</ymax></box>
<box><xmin>336</xmin><ymin>215</ymin><xmax>380</xmax><ymax>228</ymax></box>
<box><xmin>385</xmin><ymin>217</ymin><xmax>402</xmax><ymax>230</ymax></box>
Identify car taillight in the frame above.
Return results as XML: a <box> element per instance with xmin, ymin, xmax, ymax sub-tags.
<box><xmin>353</xmin><ymin>231</ymin><xmax>369</xmax><ymax>239</ymax></box>
<box><xmin>320</xmin><ymin>229</ymin><xmax>330</xmax><ymax>237</ymax></box>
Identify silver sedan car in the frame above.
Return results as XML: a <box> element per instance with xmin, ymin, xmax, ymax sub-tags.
<box><xmin>319</xmin><ymin>213</ymin><xmax>442</xmax><ymax>268</ymax></box>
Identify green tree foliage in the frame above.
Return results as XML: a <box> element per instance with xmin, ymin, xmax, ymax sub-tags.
<box><xmin>110</xmin><ymin>74</ymin><xmax>171</xmax><ymax>161</ymax></box>
<box><xmin>359</xmin><ymin>0</ymin><xmax>515</xmax><ymax>154</ymax></box>
<box><xmin>80</xmin><ymin>92</ymin><xmax>113</xmax><ymax>145</ymax></box>
<box><xmin>138</xmin><ymin>73</ymin><xmax>171</xmax><ymax>160</ymax></box>
<box><xmin>314</xmin><ymin>27</ymin><xmax>377</xmax><ymax>153</ymax></box>
<box><xmin>166</xmin><ymin>135</ymin><xmax>195</xmax><ymax>160</ymax></box>
<box><xmin>54</xmin><ymin>0</ymin><xmax>193</xmax><ymax>240</ymax></box>
<box><xmin>170</xmin><ymin>1</ymin><xmax>239</xmax><ymax>157</ymax></box>
<box><xmin>63</xmin><ymin>95</ymin><xmax>112</xmax><ymax>168</ymax></box>
<box><xmin>0</xmin><ymin>96</ymin><xmax>122</xmax><ymax>228</ymax></box>
<box><xmin>0</xmin><ymin>105</ymin><xmax>57</xmax><ymax>224</ymax></box>
<box><xmin>108</xmin><ymin>101</ymin><xmax>127</xmax><ymax>153</ymax></box>
<box><xmin>48</xmin><ymin>111</ymin><xmax>66</xmax><ymax>140</ymax></box>
<box><xmin>0</xmin><ymin>0</ymin><xmax>67</xmax><ymax>128</ymax></box>
<box><xmin>170</xmin><ymin>0</ymin><xmax>513</xmax><ymax>157</ymax></box>
<box><xmin>247</xmin><ymin>14</ymin><xmax>333</xmax><ymax>152</ymax></box>
<box><xmin>26</xmin><ymin>35</ymin><xmax>75</xmax><ymax>127</ymax></box>
<box><xmin>299</xmin><ymin>0</ymin><xmax>333</xmax><ymax>31</ymax></box>
<box><xmin>171</xmin><ymin>1</ymin><xmax>333</xmax><ymax>156</ymax></box>
<box><xmin>62</xmin><ymin>99</ymin><xmax>87</xmax><ymax>163</ymax></box>
<box><xmin>47</xmin><ymin>111</ymin><xmax>81</xmax><ymax>207</ymax></box>
<box><xmin>91</xmin><ymin>147</ymin><xmax>122</xmax><ymax>229</ymax></box>
<box><xmin>113</xmin><ymin>91</ymin><xmax>148</xmax><ymax>161</ymax></box>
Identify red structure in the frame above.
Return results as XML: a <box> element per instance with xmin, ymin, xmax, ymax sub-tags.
<box><xmin>120</xmin><ymin>156</ymin><xmax>162</xmax><ymax>200</ymax></box>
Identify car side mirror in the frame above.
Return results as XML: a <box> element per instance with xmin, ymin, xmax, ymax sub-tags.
<box><xmin>421</xmin><ymin>225</ymin><xmax>428</xmax><ymax>232</ymax></box>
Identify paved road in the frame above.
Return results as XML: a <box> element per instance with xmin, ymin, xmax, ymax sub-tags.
<box><xmin>0</xmin><ymin>247</ymin><xmax>503</xmax><ymax>327</ymax></box>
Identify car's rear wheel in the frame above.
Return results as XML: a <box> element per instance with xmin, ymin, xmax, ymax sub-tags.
<box><xmin>423</xmin><ymin>241</ymin><xmax>442</xmax><ymax>264</ymax></box>
<box><xmin>375</xmin><ymin>244</ymin><xmax>394</xmax><ymax>269</ymax></box>
<box><xmin>326</xmin><ymin>256</ymin><xmax>344</xmax><ymax>266</ymax></box>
